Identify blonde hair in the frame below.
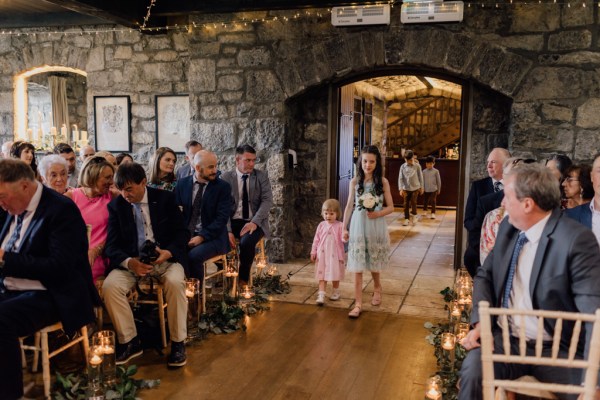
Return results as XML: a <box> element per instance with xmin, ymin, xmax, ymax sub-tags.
<box><xmin>78</xmin><ymin>156</ymin><xmax>115</xmax><ymax>189</ymax></box>
<box><xmin>322</xmin><ymin>198</ymin><xmax>341</xmax><ymax>220</ymax></box>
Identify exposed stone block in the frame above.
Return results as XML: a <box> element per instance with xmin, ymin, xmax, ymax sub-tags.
<box><xmin>200</xmin><ymin>104</ymin><xmax>228</xmax><ymax>120</ymax></box>
<box><xmin>132</xmin><ymin>104</ymin><xmax>154</xmax><ymax>119</ymax></box>
<box><xmin>323</xmin><ymin>36</ymin><xmax>351</xmax><ymax>75</ymax></box>
<box><xmin>516</xmin><ymin>67</ymin><xmax>583</xmax><ymax>100</ymax></box>
<box><xmin>472</xmin><ymin>46</ymin><xmax>505</xmax><ymax>84</ymax></box>
<box><xmin>113</xmin><ymin>46</ymin><xmax>132</xmax><ymax>60</ymax></box>
<box><xmin>237</xmin><ymin>47</ymin><xmax>271</xmax><ymax>67</ymax></box>
<box><xmin>153</xmin><ymin>50</ymin><xmax>179</xmax><ymax>62</ymax></box>
<box><xmin>193</xmin><ymin>122</ymin><xmax>236</xmax><ymax>151</ymax></box>
<box><xmin>576</xmin><ymin>98</ymin><xmax>600</xmax><ymax>128</ymax></box>
<box><xmin>548</xmin><ymin>30</ymin><xmax>592</xmax><ymax>52</ymax></box>
<box><xmin>542</xmin><ymin>104</ymin><xmax>573</xmax><ymax>122</ymax></box>
<box><xmin>492</xmin><ymin>53</ymin><xmax>533</xmax><ymax>96</ymax></box>
<box><xmin>562</xmin><ymin>0</ymin><xmax>593</xmax><ymax>27</ymax></box>
<box><xmin>188</xmin><ymin>58</ymin><xmax>216</xmax><ymax>92</ymax></box>
<box><xmin>222</xmin><ymin>91</ymin><xmax>244</xmax><ymax>102</ymax></box>
<box><xmin>144</xmin><ymin>37</ymin><xmax>172</xmax><ymax>50</ymax></box>
<box><xmin>115</xmin><ymin>30</ymin><xmax>141</xmax><ymax>44</ymax></box>
<box><xmin>86</xmin><ymin>47</ymin><xmax>105</xmax><ymax>72</ymax></box>
<box><xmin>142</xmin><ymin>63</ymin><xmax>184</xmax><ymax>82</ymax></box>
<box><xmin>510</xmin><ymin>4</ymin><xmax>560</xmax><ymax>33</ymax></box>
<box><xmin>217</xmin><ymin>74</ymin><xmax>243</xmax><ymax>91</ymax></box>
<box><xmin>246</xmin><ymin>70</ymin><xmax>284</xmax><ymax>102</ymax></box>
<box><xmin>267</xmin><ymin>154</ymin><xmax>286</xmax><ymax>182</ymax></box>
<box><xmin>218</xmin><ymin>33</ymin><xmax>256</xmax><ymax>45</ymax></box>
<box><xmin>511</xmin><ymin>124</ymin><xmax>574</xmax><ymax>152</ymax></box>
<box><xmin>304</xmin><ymin>123</ymin><xmax>327</xmax><ymax>142</ymax></box>
<box><xmin>574</xmin><ymin>130</ymin><xmax>600</xmax><ymax>161</ymax></box>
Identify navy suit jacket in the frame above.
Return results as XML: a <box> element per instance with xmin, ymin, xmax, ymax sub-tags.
<box><xmin>105</xmin><ymin>186</ymin><xmax>189</xmax><ymax>274</ymax></box>
<box><xmin>174</xmin><ymin>175</ymin><xmax>232</xmax><ymax>255</ymax></box>
<box><xmin>463</xmin><ymin>177</ymin><xmax>494</xmax><ymax>272</ymax></box>
<box><xmin>0</xmin><ymin>185</ymin><xmax>97</xmax><ymax>333</ymax></box>
<box><xmin>565</xmin><ymin>203</ymin><xmax>592</xmax><ymax>229</ymax></box>
<box><xmin>472</xmin><ymin>208</ymin><xmax>600</xmax><ymax>358</ymax></box>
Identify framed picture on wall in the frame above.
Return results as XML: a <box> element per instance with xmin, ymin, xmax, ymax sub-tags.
<box><xmin>93</xmin><ymin>96</ymin><xmax>131</xmax><ymax>152</ymax></box>
<box><xmin>155</xmin><ymin>95</ymin><xmax>190</xmax><ymax>154</ymax></box>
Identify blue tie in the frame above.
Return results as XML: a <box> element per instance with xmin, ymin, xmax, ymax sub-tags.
<box><xmin>3</xmin><ymin>212</ymin><xmax>26</xmax><ymax>252</ymax></box>
<box><xmin>494</xmin><ymin>181</ymin><xmax>503</xmax><ymax>192</ymax></box>
<box><xmin>133</xmin><ymin>203</ymin><xmax>145</xmax><ymax>252</ymax></box>
<box><xmin>502</xmin><ymin>232</ymin><xmax>529</xmax><ymax>308</ymax></box>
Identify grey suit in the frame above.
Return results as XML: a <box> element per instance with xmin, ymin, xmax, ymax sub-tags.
<box><xmin>459</xmin><ymin>208</ymin><xmax>600</xmax><ymax>400</ymax></box>
<box><xmin>221</xmin><ymin>169</ymin><xmax>273</xmax><ymax>282</ymax></box>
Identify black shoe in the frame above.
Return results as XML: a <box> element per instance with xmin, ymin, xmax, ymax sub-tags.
<box><xmin>116</xmin><ymin>337</ymin><xmax>143</xmax><ymax>365</ymax></box>
<box><xmin>167</xmin><ymin>341</ymin><xmax>187</xmax><ymax>367</ymax></box>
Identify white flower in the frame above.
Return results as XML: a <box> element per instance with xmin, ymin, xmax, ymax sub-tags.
<box><xmin>361</xmin><ymin>193</ymin><xmax>376</xmax><ymax>209</ymax></box>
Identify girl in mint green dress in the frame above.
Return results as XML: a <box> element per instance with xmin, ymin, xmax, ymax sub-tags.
<box><xmin>342</xmin><ymin>146</ymin><xmax>394</xmax><ymax>319</ymax></box>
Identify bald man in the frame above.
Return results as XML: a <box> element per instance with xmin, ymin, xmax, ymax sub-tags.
<box><xmin>463</xmin><ymin>147</ymin><xmax>510</xmax><ymax>276</ymax></box>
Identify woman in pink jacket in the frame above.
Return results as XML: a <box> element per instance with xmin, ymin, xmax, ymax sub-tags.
<box><xmin>310</xmin><ymin>199</ymin><xmax>346</xmax><ymax>306</ymax></box>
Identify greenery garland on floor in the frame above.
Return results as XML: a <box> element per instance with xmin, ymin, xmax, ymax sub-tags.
<box><xmin>52</xmin><ymin>272</ymin><xmax>292</xmax><ymax>399</ymax></box>
<box><xmin>424</xmin><ymin>287</ymin><xmax>470</xmax><ymax>400</ymax></box>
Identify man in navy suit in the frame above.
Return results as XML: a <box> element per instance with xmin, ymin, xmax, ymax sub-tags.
<box><xmin>175</xmin><ymin>140</ymin><xmax>202</xmax><ymax>181</ymax></box>
<box><xmin>221</xmin><ymin>144</ymin><xmax>273</xmax><ymax>287</ymax></box>
<box><xmin>0</xmin><ymin>159</ymin><xmax>97</xmax><ymax>399</ymax></box>
<box><xmin>463</xmin><ymin>148</ymin><xmax>510</xmax><ymax>276</ymax></box>
<box><xmin>458</xmin><ymin>163</ymin><xmax>600</xmax><ymax>400</ymax></box>
<box><xmin>174</xmin><ymin>150</ymin><xmax>232</xmax><ymax>280</ymax></box>
<box><xmin>103</xmin><ymin>162</ymin><xmax>189</xmax><ymax>367</ymax></box>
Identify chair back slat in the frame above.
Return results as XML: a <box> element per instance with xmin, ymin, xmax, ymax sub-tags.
<box><xmin>479</xmin><ymin>301</ymin><xmax>600</xmax><ymax>400</ymax></box>
<box><xmin>568</xmin><ymin>320</ymin><xmax>582</xmax><ymax>362</ymax></box>
<box><xmin>551</xmin><ymin>319</ymin><xmax>562</xmax><ymax>359</ymax></box>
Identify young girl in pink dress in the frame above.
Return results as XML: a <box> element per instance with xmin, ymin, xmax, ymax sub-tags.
<box><xmin>310</xmin><ymin>199</ymin><xmax>345</xmax><ymax>306</ymax></box>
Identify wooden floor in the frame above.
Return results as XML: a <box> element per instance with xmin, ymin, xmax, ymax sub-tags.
<box><xmin>135</xmin><ymin>303</ymin><xmax>437</xmax><ymax>400</ymax></box>
<box><xmin>24</xmin><ymin>208</ymin><xmax>456</xmax><ymax>399</ymax></box>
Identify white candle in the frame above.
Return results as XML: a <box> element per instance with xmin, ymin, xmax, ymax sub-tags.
<box><xmin>61</xmin><ymin>124</ymin><xmax>67</xmax><ymax>138</ymax></box>
<box><xmin>90</xmin><ymin>354</ymin><xmax>102</xmax><ymax>365</ymax></box>
<box><xmin>50</xmin><ymin>127</ymin><xmax>57</xmax><ymax>136</ymax></box>
<box><xmin>426</xmin><ymin>388</ymin><xmax>441</xmax><ymax>399</ymax></box>
<box><xmin>81</xmin><ymin>130</ymin><xmax>88</xmax><ymax>141</ymax></box>
<box><xmin>101</xmin><ymin>344</ymin><xmax>114</xmax><ymax>354</ymax></box>
<box><xmin>72</xmin><ymin>125</ymin><xmax>79</xmax><ymax>142</ymax></box>
<box><xmin>26</xmin><ymin>129</ymin><xmax>33</xmax><ymax>142</ymax></box>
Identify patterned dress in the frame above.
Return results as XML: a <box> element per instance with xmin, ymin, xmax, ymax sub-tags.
<box><xmin>311</xmin><ymin>220</ymin><xmax>345</xmax><ymax>282</ymax></box>
<box><xmin>347</xmin><ymin>182</ymin><xmax>390</xmax><ymax>272</ymax></box>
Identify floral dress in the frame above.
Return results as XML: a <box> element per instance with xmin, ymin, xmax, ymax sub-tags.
<box><xmin>479</xmin><ymin>206</ymin><xmax>506</xmax><ymax>265</ymax></box>
<box><xmin>347</xmin><ymin>182</ymin><xmax>390</xmax><ymax>272</ymax></box>
<box><xmin>148</xmin><ymin>179</ymin><xmax>177</xmax><ymax>191</ymax></box>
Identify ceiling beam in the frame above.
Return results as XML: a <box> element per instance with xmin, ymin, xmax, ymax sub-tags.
<box><xmin>153</xmin><ymin>0</ymin><xmax>383</xmax><ymax>16</ymax></box>
<box><xmin>41</xmin><ymin>0</ymin><xmax>149</xmax><ymax>28</ymax></box>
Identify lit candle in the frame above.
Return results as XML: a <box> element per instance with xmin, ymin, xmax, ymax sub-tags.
<box><xmin>441</xmin><ymin>332</ymin><xmax>456</xmax><ymax>350</ymax></box>
<box><xmin>243</xmin><ymin>285</ymin><xmax>253</xmax><ymax>299</ymax></box>
<box><xmin>451</xmin><ymin>302</ymin><xmax>461</xmax><ymax>317</ymax></box>
<box><xmin>101</xmin><ymin>344</ymin><xmax>114</xmax><ymax>354</ymax></box>
<box><xmin>72</xmin><ymin>124</ymin><xmax>79</xmax><ymax>142</ymax></box>
<box><xmin>90</xmin><ymin>354</ymin><xmax>102</xmax><ymax>366</ymax></box>
<box><xmin>185</xmin><ymin>288</ymin><xmax>194</xmax><ymax>298</ymax></box>
<box><xmin>425</xmin><ymin>376</ymin><xmax>442</xmax><ymax>400</ymax></box>
<box><xmin>425</xmin><ymin>387</ymin><xmax>441</xmax><ymax>400</ymax></box>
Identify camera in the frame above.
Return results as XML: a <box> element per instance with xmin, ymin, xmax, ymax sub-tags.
<box><xmin>139</xmin><ymin>240</ymin><xmax>159</xmax><ymax>264</ymax></box>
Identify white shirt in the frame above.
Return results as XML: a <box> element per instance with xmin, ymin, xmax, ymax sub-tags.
<box><xmin>507</xmin><ymin>213</ymin><xmax>552</xmax><ymax>340</ymax></box>
<box><xmin>2</xmin><ymin>182</ymin><xmax>46</xmax><ymax>291</ymax></box>
<box><xmin>121</xmin><ymin>189</ymin><xmax>156</xmax><ymax>269</ymax></box>
<box><xmin>232</xmin><ymin>169</ymin><xmax>253</xmax><ymax>220</ymax></box>
<box><xmin>590</xmin><ymin>201</ymin><xmax>600</xmax><ymax>247</ymax></box>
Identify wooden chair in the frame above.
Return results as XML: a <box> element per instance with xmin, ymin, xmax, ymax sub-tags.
<box><xmin>128</xmin><ymin>282</ymin><xmax>167</xmax><ymax>348</ymax></box>
<box><xmin>478</xmin><ymin>301</ymin><xmax>600</xmax><ymax>400</ymax></box>
<box><xmin>202</xmin><ymin>254</ymin><xmax>227</xmax><ymax>313</ymax></box>
<box><xmin>20</xmin><ymin>323</ymin><xmax>90</xmax><ymax>399</ymax></box>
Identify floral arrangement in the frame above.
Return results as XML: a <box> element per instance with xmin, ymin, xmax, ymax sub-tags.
<box><xmin>357</xmin><ymin>189</ymin><xmax>380</xmax><ymax>212</ymax></box>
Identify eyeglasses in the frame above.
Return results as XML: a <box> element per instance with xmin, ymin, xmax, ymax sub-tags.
<box><xmin>564</xmin><ymin>176</ymin><xmax>580</xmax><ymax>183</ymax></box>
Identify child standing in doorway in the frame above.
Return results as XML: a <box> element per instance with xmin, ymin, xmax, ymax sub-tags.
<box><xmin>398</xmin><ymin>149</ymin><xmax>424</xmax><ymax>226</ymax></box>
<box><xmin>342</xmin><ymin>145</ymin><xmax>394</xmax><ymax>318</ymax></box>
<box><xmin>311</xmin><ymin>199</ymin><xmax>346</xmax><ymax>305</ymax></box>
<box><xmin>422</xmin><ymin>156</ymin><xmax>441</xmax><ymax>219</ymax></box>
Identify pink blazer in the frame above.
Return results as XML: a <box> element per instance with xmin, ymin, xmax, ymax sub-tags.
<box><xmin>310</xmin><ymin>220</ymin><xmax>345</xmax><ymax>261</ymax></box>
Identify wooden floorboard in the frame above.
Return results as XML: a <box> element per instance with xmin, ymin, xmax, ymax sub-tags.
<box><xmin>133</xmin><ymin>303</ymin><xmax>437</xmax><ymax>400</ymax></box>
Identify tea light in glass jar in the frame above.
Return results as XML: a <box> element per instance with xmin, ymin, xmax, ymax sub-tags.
<box><xmin>441</xmin><ymin>332</ymin><xmax>456</xmax><ymax>350</ymax></box>
<box><xmin>242</xmin><ymin>285</ymin><xmax>254</xmax><ymax>299</ymax></box>
<box><xmin>456</xmin><ymin>323</ymin><xmax>470</xmax><ymax>340</ymax></box>
<box><xmin>425</xmin><ymin>376</ymin><xmax>442</xmax><ymax>400</ymax></box>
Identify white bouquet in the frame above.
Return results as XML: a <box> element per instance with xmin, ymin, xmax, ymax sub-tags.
<box><xmin>357</xmin><ymin>190</ymin><xmax>381</xmax><ymax>212</ymax></box>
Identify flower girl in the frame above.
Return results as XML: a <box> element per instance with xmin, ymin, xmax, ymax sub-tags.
<box><xmin>342</xmin><ymin>145</ymin><xmax>394</xmax><ymax>318</ymax></box>
<box><xmin>310</xmin><ymin>199</ymin><xmax>345</xmax><ymax>305</ymax></box>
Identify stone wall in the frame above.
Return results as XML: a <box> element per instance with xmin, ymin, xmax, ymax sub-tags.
<box><xmin>0</xmin><ymin>4</ymin><xmax>598</xmax><ymax>258</ymax></box>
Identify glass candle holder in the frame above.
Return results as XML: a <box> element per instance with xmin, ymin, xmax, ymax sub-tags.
<box><xmin>87</xmin><ymin>346</ymin><xmax>104</xmax><ymax>398</ymax></box>
<box><xmin>241</xmin><ymin>285</ymin><xmax>254</xmax><ymax>300</ymax></box>
<box><xmin>92</xmin><ymin>330</ymin><xmax>116</xmax><ymax>386</ymax></box>
<box><xmin>185</xmin><ymin>278</ymin><xmax>201</xmax><ymax>337</ymax></box>
<box><xmin>456</xmin><ymin>323</ymin><xmax>470</xmax><ymax>340</ymax></box>
<box><xmin>425</xmin><ymin>375</ymin><xmax>442</xmax><ymax>399</ymax></box>
<box><xmin>441</xmin><ymin>332</ymin><xmax>456</xmax><ymax>351</ymax></box>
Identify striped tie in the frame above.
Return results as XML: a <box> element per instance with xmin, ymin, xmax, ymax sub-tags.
<box><xmin>502</xmin><ymin>232</ymin><xmax>528</xmax><ymax>308</ymax></box>
<box><xmin>3</xmin><ymin>212</ymin><xmax>26</xmax><ymax>252</ymax></box>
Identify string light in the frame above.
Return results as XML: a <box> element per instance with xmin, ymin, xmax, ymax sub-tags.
<box><xmin>141</xmin><ymin>0</ymin><xmax>157</xmax><ymax>30</ymax></box>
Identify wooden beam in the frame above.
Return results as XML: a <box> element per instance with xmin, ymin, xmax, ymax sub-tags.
<box><xmin>41</xmin><ymin>0</ymin><xmax>145</xmax><ymax>28</ymax></box>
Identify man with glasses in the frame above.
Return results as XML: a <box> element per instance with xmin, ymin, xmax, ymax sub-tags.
<box><xmin>464</xmin><ymin>148</ymin><xmax>511</xmax><ymax>276</ymax></box>
<box><xmin>221</xmin><ymin>145</ymin><xmax>273</xmax><ymax>288</ymax></box>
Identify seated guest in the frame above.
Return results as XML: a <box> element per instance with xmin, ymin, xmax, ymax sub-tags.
<box><xmin>65</xmin><ymin>157</ymin><xmax>118</xmax><ymax>282</ymax></box>
<box><xmin>148</xmin><ymin>147</ymin><xmax>178</xmax><ymax>191</ymax></box>
<box><xmin>103</xmin><ymin>162</ymin><xmax>188</xmax><ymax>367</ymax></box>
<box><xmin>79</xmin><ymin>144</ymin><xmax>95</xmax><ymax>163</ymax></box>
<box><xmin>1</xmin><ymin>140</ymin><xmax>13</xmax><ymax>158</ymax></box>
<box><xmin>53</xmin><ymin>143</ymin><xmax>78</xmax><ymax>188</ymax></box>
<box><xmin>174</xmin><ymin>150</ymin><xmax>231</xmax><ymax>280</ymax></box>
<box><xmin>38</xmin><ymin>154</ymin><xmax>72</xmax><ymax>195</ymax></box>
<box><xmin>458</xmin><ymin>163</ymin><xmax>600</xmax><ymax>400</ymax></box>
<box><xmin>566</xmin><ymin>154</ymin><xmax>600</xmax><ymax>244</ymax></box>
<box><xmin>116</xmin><ymin>152</ymin><xmax>133</xmax><ymax>166</ymax></box>
<box><xmin>175</xmin><ymin>140</ymin><xmax>202</xmax><ymax>181</ymax></box>
<box><xmin>95</xmin><ymin>151</ymin><xmax>118</xmax><ymax>168</ymax></box>
<box><xmin>221</xmin><ymin>145</ymin><xmax>273</xmax><ymax>287</ymax></box>
<box><xmin>10</xmin><ymin>141</ymin><xmax>38</xmax><ymax>178</ymax></box>
<box><xmin>562</xmin><ymin>164</ymin><xmax>593</xmax><ymax>209</ymax></box>
<box><xmin>0</xmin><ymin>159</ymin><xmax>98</xmax><ymax>399</ymax></box>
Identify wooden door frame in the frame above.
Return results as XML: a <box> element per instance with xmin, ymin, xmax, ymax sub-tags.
<box><xmin>327</xmin><ymin>68</ymin><xmax>472</xmax><ymax>270</ymax></box>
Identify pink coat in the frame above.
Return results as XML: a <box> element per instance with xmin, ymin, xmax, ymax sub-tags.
<box><xmin>311</xmin><ymin>220</ymin><xmax>345</xmax><ymax>261</ymax></box>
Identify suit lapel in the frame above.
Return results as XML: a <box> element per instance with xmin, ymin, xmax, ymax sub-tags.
<box><xmin>0</xmin><ymin>214</ymin><xmax>11</xmax><ymax>244</ymax></box>
<box><xmin>17</xmin><ymin>186</ymin><xmax>49</xmax><ymax>252</ymax></box>
<box><xmin>497</xmin><ymin>229</ymin><xmax>519</xmax><ymax>303</ymax></box>
<box><xmin>147</xmin><ymin>188</ymin><xmax>159</xmax><ymax>233</ymax></box>
<box><xmin>529</xmin><ymin>209</ymin><xmax>560</xmax><ymax>295</ymax></box>
<box><xmin>584</xmin><ymin>206</ymin><xmax>593</xmax><ymax>228</ymax></box>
